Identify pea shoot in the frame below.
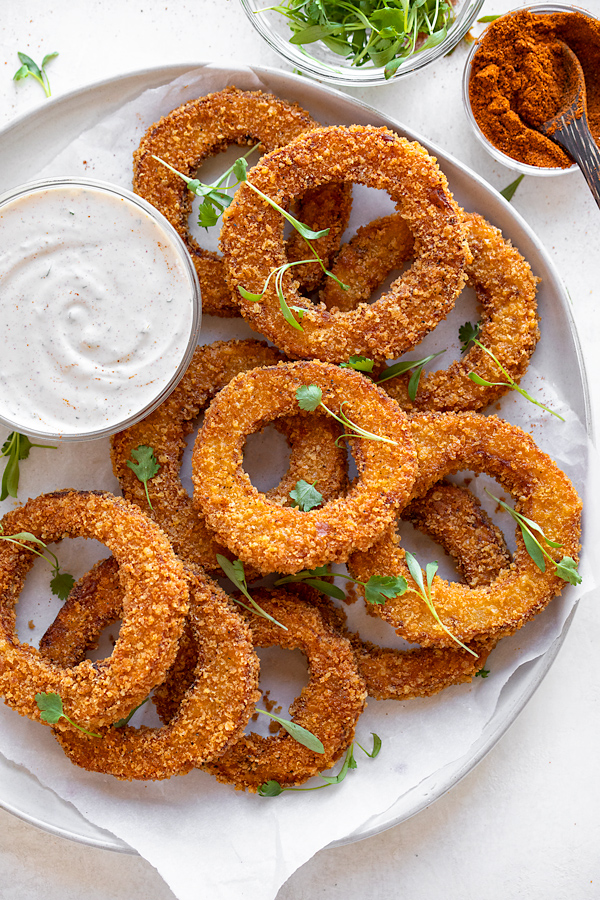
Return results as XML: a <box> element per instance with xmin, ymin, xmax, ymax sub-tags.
<box><xmin>486</xmin><ymin>490</ymin><xmax>581</xmax><ymax>585</ymax></box>
<box><xmin>376</xmin><ymin>350</ymin><xmax>446</xmax><ymax>400</ymax></box>
<box><xmin>216</xmin><ymin>554</ymin><xmax>288</xmax><ymax>630</ymax></box>
<box><xmin>13</xmin><ymin>51</ymin><xmax>58</xmax><ymax>98</ymax></box>
<box><xmin>0</xmin><ymin>526</ymin><xmax>74</xmax><ymax>601</ymax></box>
<box><xmin>404</xmin><ymin>550</ymin><xmax>478</xmax><ymax>656</ymax></box>
<box><xmin>256</xmin><ymin>709</ymin><xmax>324</xmax><ymax>753</ymax></box>
<box><xmin>296</xmin><ymin>384</ymin><xmax>398</xmax><ymax>445</ymax></box>
<box><xmin>1</xmin><ymin>431</ymin><xmax>56</xmax><ymax>501</ymax></box>
<box><xmin>258</xmin><ymin>733</ymin><xmax>381</xmax><ymax>796</ymax></box>
<box><xmin>275</xmin><ymin>565</ymin><xmax>407</xmax><ymax>605</ymax></box>
<box><xmin>35</xmin><ymin>692</ymin><xmax>101</xmax><ymax>738</ymax></box>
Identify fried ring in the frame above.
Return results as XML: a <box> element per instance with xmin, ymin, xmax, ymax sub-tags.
<box><xmin>220</xmin><ymin>124</ymin><xmax>470</xmax><ymax>362</ymax></box>
<box><xmin>343</xmin><ymin>482</ymin><xmax>511</xmax><ymax>701</ymax></box>
<box><xmin>0</xmin><ymin>490</ymin><xmax>188</xmax><ymax>728</ymax></box>
<box><xmin>111</xmin><ymin>340</ymin><xmax>348</xmax><ymax>573</ymax></box>
<box><xmin>133</xmin><ymin>86</ymin><xmax>351</xmax><ymax>316</ymax></box>
<box><xmin>43</xmin><ymin>559</ymin><xmax>260</xmax><ymax>780</ymax></box>
<box><xmin>192</xmin><ymin>360</ymin><xmax>418</xmax><ymax>574</ymax></box>
<box><xmin>349</xmin><ymin>412</ymin><xmax>582</xmax><ymax>646</ymax></box>
<box><xmin>203</xmin><ymin>587</ymin><xmax>367</xmax><ymax>792</ymax></box>
<box><xmin>322</xmin><ymin>211</ymin><xmax>540</xmax><ymax>411</ymax></box>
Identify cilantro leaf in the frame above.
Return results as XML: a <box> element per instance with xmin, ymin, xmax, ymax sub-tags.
<box><xmin>289</xmin><ymin>479</ymin><xmax>324</xmax><ymax>511</ymax></box>
<box><xmin>364</xmin><ymin>574</ymin><xmax>407</xmax><ymax>605</ymax></box>
<box><xmin>340</xmin><ymin>355</ymin><xmax>375</xmax><ymax>373</ymax></box>
<box><xmin>126</xmin><ymin>445</ymin><xmax>160</xmax><ymax>512</ymax></box>
<box><xmin>296</xmin><ymin>384</ymin><xmax>323</xmax><ymax>411</ymax></box>
<box><xmin>35</xmin><ymin>691</ymin><xmax>101</xmax><ymax>738</ymax></box>
<box><xmin>458</xmin><ymin>320</ymin><xmax>481</xmax><ymax>354</ymax></box>
<box><xmin>50</xmin><ymin>571</ymin><xmax>76</xmax><ymax>601</ymax></box>
<box><xmin>258</xmin><ymin>780</ymin><xmax>284</xmax><ymax>797</ymax></box>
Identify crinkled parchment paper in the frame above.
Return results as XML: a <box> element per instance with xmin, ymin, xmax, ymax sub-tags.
<box><xmin>0</xmin><ymin>65</ymin><xmax>596</xmax><ymax>900</ymax></box>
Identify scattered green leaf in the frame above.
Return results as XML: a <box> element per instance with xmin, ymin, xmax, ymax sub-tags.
<box><xmin>376</xmin><ymin>350</ymin><xmax>446</xmax><ymax>400</ymax></box>
<box><xmin>474</xmin><ymin>667</ymin><xmax>490</xmax><ymax>678</ymax></box>
<box><xmin>256</xmin><ymin>709</ymin><xmax>325</xmax><ymax>753</ymax></box>
<box><xmin>0</xmin><ymin>526</ymin><xmax>74</xmax><ymax>601</ymax></box>
<box><xmin>126</xmin><ymin>445</ymin><xmax>160</xmax><ymax>512</ymax></box>
<box><xmin>113</xmin><ymin>697</ymin><xmax>150</xmax><ymax>728</ymax></box>
<box><xmin>216</xmin><ymin>554</ymin><xmax>288</xmax><ymax>630</ymax></box>
<box><xmin>13</xmin><ymin>51</ymin><xmax>58</xmax><ymax>98</ymax></box>
<box><xmin>276</xmin><ymin>567</ymin><xmax>406</xmax><ymax>605</ymax></box>
<box><xmin>35</xmin><ymin>692</ymin><xmax>101</xmax><ymax>738</ymax></box>
<box><xmin>340</xmin><ymin>355</ymin><xmax>375</xmax><ymax>373</ymax></box>
<box><xmin>486</xmin><ymin>490</ymin><xmax>582</xmax><ymax>585</ymax></box>
<box><xmin>404</xmin><ymin>550</ymin><xmax>478</xmax><ymax>656</ymax></box>
<box><xmin>1</xmin><ymin>431</ymin><xmax>56</xmax><ymax>501</ymax></box>
<box><xmin>295</xmin><ymin>385</ymin><xmax>397</xmax><ymax>445</ymax></box>
<box><xmin>289</xmin><ymin>479</ymin><xmax>324</xmax><ymax>511</ymax></box>
<box><xmin>458</xmin><ymin>320</ymin><xmax>481</xmax><ymax>354</ymax></box>
<box><xmin>500</xmin><ymin>174</ymin><xmax>525</xmax><ymax>202</ymax></box>
<box><xmin>477</xmin><ymin>14</ymin><xmax>501</xmax><ymax>22</ymax></box>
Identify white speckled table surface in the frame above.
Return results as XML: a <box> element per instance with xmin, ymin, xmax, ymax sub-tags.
<box><xmin>0</xmin><ymin>0</ymin><xmax>599</xmax><ymax>898</ymax></box>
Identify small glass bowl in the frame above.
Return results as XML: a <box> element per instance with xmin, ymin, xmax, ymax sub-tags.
<box><xmin>240</xmin><ymin>0</ymin><xmax>485</xmax><ymax>86</ymax></box>
<box><xmin>461</xmin><ymin>3</ymin><xmax>595</xmax><ymax>175</ymax></box>
<box><xmin>0</xmin><ymin>178</ymin><xmax>201</xmax><ymax>442</ymax></box>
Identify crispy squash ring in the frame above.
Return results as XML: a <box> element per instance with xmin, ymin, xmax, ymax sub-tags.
<box><xmin>192</xmin><ymin>360</ymin><xmax>418</xmax><ymax>575</ymax></box>
<box><xmin>132</xmin><ymin>86</ymin><xmax>351</xmax><ymax>316</ymax></box>
<box><xmin>43</xmin><ymin>559</ymin><xmax>260</xmax><ymax>780</ymax></box>
<box><xmin>349</xmin><ymin>412</ymin><xmax>582</xmax><ymax>647</ymax></box>
<box><xmin>111</xmin><ymin>340</ymin><xmax>348</xmax><ymax>573</ymax></box>
<box><xmin>221</xmin><ymin>124</ymin><xmax>470</xmax><ymax>362</ymax></box>
<box><xmin>0</xmin><ymin>490</ymin><xmax>188</xmax><ymax>728</ymax></box>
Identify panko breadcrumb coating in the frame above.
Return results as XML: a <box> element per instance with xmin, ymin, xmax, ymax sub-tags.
<box><xmin>221</xmin><ymin>124</ymin><xmax>470</xmax><ymax>361</ymax></box>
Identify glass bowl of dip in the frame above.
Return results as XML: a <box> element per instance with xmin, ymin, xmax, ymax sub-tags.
<box><xmin>462</xmin><ymin>3</ymin><xmax>599</xmax><ymax>175</ymax></box>
<box><xmin>240</xmin><ymin>0</ymin><xmax>485</xmax><ymax>86</ymax></box>
<box><xmin>0</xmin><ymin>178</ymin><xmax>201</xmax><ymax>442</ymax></box>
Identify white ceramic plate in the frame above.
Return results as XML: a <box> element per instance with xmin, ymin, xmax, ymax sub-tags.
<box><xmin>0</xmin><ymin>63</ymin><xmax>591</xmax><ymax>854</ymax></box>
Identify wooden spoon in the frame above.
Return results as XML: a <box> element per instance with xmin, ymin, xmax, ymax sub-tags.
<box><xmin>538</xmin><ymin>41</ymin><xmax>600</xmax><ymax>209</ymax></box>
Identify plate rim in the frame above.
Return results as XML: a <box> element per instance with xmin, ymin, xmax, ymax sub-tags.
<box><xmin>0</xmin><ymin>59</ymin><xmax>591</xmax><ymax>857</ymax></box>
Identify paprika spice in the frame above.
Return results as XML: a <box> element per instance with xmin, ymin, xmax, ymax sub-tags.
<box><xmin>467</xmin><ymin>7</ymin><xmax>600</xmax><ymax>168</ymax></box>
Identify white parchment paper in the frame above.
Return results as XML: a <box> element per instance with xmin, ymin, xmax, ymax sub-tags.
<box><xmin>0</xmin><ymin>66</ymin><xmax>596</xmax><ymax>900</ymax></box>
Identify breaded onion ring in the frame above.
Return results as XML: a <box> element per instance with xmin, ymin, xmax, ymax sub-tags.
<box><xmin>0</xmin><ymin>490</ymin><xmax>188</xmax><ymax>728</ymax></box>
<box><xmin>133</xmin><ymin>86</ymin><xmax>351</xmax><ymax>316</ymax></box>
<box><xmin>203</xmin><ymin>587</ymin><xmax>367</xmax><ymax>792</ymax></box>
<box><xmin>43</xmin><ymin>559</ymin><xmax>261</xmax><ymax>780</ymax></box>
<box><xmin>349</xmin><ymin>412</ymin><xmax>582</xmax><ymax>646</ymax></box>
<box><xmin>192</xmin><ymin>360</ymin><xmax>418</xmax><ymax>574</ymax></box>
<box><xmin>111</xmin><ymin>340</ymin><xmax>348</xmax><ymax>573</ymax></box>
<box><xmin>323</xmin><ymin>211</ymin><xmax>540</xmax><ymax>412</ymax></box>
<box><xmin>221</xmin><ymin>124</ymin><xmax>470</xmax><ymax>362</ymax></box>
<box><xmin>343</xmin><ymin>482</ymin><xmax>511</xmax><ymax>701</ymax></box>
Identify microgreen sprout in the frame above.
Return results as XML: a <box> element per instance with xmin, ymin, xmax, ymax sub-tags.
<box><xmin>0</xmin><ymin>526</ymin><xmax>74</xmax><ymax>601</ymax></box>
<box><xmin>296</xmin><ymin>384</ymin><xmax>398</xmax><ymax>445</ymax></box>
<box><xmin>289</xmin><ymin>479</ymin><xmax>324</xmax><ymax>511</ymax></box>
<box><xmin>1</xmin><ymin>431</ymin><xmax>56</xmax><ymax>501</ymax></box>
<box><xmin>256</xmin><ymin>709</ymin><xmax>325</xmax><ymax>753</ymax></box>
<box><xmin>126</xmin><ymin>445</ymin><xmax>160</xmax><ymax>512</ymax></box>
<box><xmin>404</xmin><ymin>550</ymin><xmax>478</xmax><ymax>656</ymax></box>
<box><xmin>113</xmin><ymin>698</ymin><xmax>150</xmax><ymax>728</ymax></box>
<box><xmin>258</xmin><ymin>733</ymin><xmax>381</xmax><ymax>796</ymax></box>
<box><xmin>275</xmin><ymin>566</ymin><xmax>407</xmax><ymax>605</ymax></box>
<box><xmin>216</xmin><ymin>554</ymin><xmax>288</xmax><ymax>630</ymax></box>
<box><xmin>500</xmin><ymin>174</ymin><xmax>525</xmax><ymax>202</ymax></box>
<box><xmin>13</xmin><ymin>51</ymin><xmax>58</xmax><ymax>98</ymax></box>
<box><xmin>459</xmin><ymin>327</ymin><xmax>563</xmax><ymax>421</ymax></box>
<box><xmin>339</xmin><ymin>355</ymin><xmax>375</xmax><ymax>373</ymax></box>
<box><xmin>485</xmin><ymin>490</ymin><xmax>581</xmax><ymax>585</ymax></box>
<box><xmin>35</xmin><ymin>692</ymin><xmax>101</xmax><ymax>738</ymax></box>
<box><xmin>376</xmin><ymin>350</ymin><xmax>446</xmax><ymax>401</ymax></box>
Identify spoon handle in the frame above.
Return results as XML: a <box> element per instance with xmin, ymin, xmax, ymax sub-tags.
<box><xmin>551</xmin><ymin>119</ymin><xmax>600</xmax><ymax>210</ymax></box>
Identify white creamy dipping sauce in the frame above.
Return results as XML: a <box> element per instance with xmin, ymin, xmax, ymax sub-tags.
<box><xmin>0</xmin><ymin>182</ymin><xmax>198</xmax><ymax>438</ymax></box>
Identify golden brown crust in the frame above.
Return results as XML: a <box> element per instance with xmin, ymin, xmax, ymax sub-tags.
<box><xmin>221</xmin><ymin>124</ymin><xmax>470</xmax><ymax>362</ymax></box>
<box><xmin>203</xmin><ymin>587</ymin><xmax>367</xmax><ymax>792</ymax></box>
<box><xmin>44</xmin><ymin>560</ymin><xmax>260</xmax><ymax>780</ymax></box>
<box><xmin>349</xmin><ymin>412</ymin><xmax>582</xmax><ymax>646</ymax></box>
<box><xmin>0</xmin><ymin>490</ymin><xmax>188</xmax><ymax>728</ymax></box>
<box><xmin>132</xmin><ymin>87</ymin><xmax>351</xmax><ymax>316</ymax></box>
<box><xmin>192</xmin><ymin>360</ymin><xmax>418</xmax><ymax>574</ymax></box>
<box><xmin>111</xmin><ymin>340</ymin><xmax>348</xmax><ymax>572</ymax></box>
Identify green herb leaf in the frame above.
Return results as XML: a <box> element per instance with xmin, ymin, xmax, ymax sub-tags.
<box><xmin>364</xmin><ymin>574</ymin><xmax>407</xmax><ymax>605</ymax></box>
<box><xmin>458</xmin><ymin>320</ymin><xmax>481</xmax><ymax>354</ymax></box>
<box><xmin>35</xmin><ymin>691</ymin><xmax>101</xmax><ymax>738</ymax></box>
<box><xmin>289</xmin><ymin>479</ymin><xmax>324</xmax><ymax>511</ymax></box>
<box><xmin>478</xmin><ymin>14</ymin><xmax>501</xmax><ymax>22</ymax></box>
<box><xmin>475</xmin><ymin>668</ymin><xmax>490</xmax><ymax>678</ymax></box>
<box><xmin>500</xmin><ymin>174</ymin><xmax>525</xmax><ymax>202</ymax></box>
<box><xmin>126</xmin><ymin>445</ymin><xmax>160</xmax><ymax>512</ymax></box>
<box><xmin>13</xmin><ymin>51</ymin><xmax>58</xmax><ymax>97</ymax></box>
<box><xmin>113</xmin><ymin>697</ymin><xmax>149</xmax><ymax>728</ymax></box>
<box><xmin>216</xmin><ymin>554</ymin><xmax>288</xmax><ymax>630</ymax></box>
<box><xmin>258</xmin><ymin>780</ymin><xmax>284</xmax><ymax>797</ymax></box>
<box><xmin>49</xmin><ymin>571</ymin><xmax>76</xmax><ymax>602</ymax></box>
<box><xmin>1</xmin><ymin>431</ymin><xmax>56</xmax><ymax>501</ymax></box>
<box><xmin>296</xmin><ymin>384</ymin><xmax>323</xmax><ymax>411</ymax></box>
<box><xmin>376</xmin><ymin>351</ymin><xmax>445</xmax><ymax>395</ymax></box>
<box><xmin>555</xmin><ymin>556</ymin><xmax>582</xmax><ymax>585</ymax></box>
<box><xmin>340</xmin><ymin>355</ymin><xmax>375</xmax><ymax>373</ymax></box>
<box><xmin>257</xmin><ymin>709</ymin><xmax>325</xmax><ymax>753</ymax></box>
